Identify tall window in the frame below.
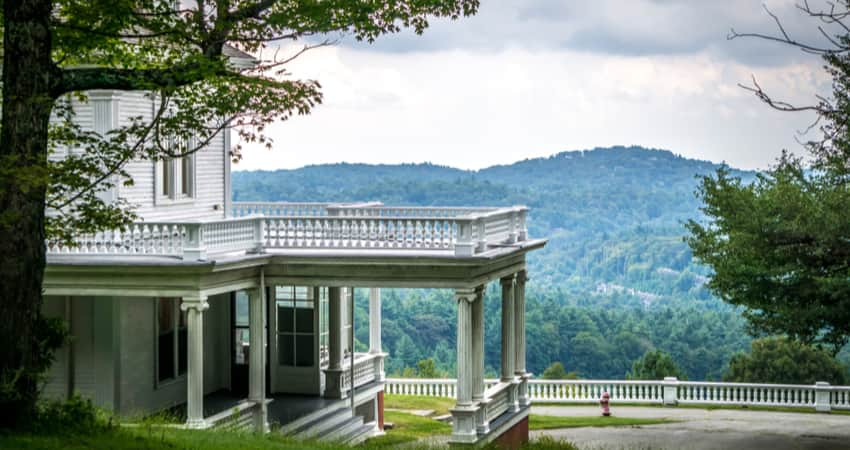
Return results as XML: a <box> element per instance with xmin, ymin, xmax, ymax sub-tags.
<box><xmin>276</xmin><ymin>286</ymin><xmax>315</xmax><ymax>367</ymax></box>
<box><xmin>156</xmin><ymin>298</ymin><xmax>187</xmax><ymax>384</ymax></box>
<box><xmin>156</xmin><ymin>136</ymin><xmax>195</xmax><ymax>202</ymax></box>
<box><xmin>318</xmin><ymin>287</ymin><xmax>329</xmax><ymax>366</ymax></box>
<box><xmin>233</xmin><ymin>291</ymin><xmax>250</xmax><ymax>365</ymax></box>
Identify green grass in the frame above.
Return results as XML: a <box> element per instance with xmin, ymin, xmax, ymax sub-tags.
<box><xmin>384</xmin><ymin>394</ymin><xmax>455</xmax><ymax>416</ymax></box>
<box><xmin>366</xmin><ymin>410</ymin><xmax>451</xmax><ymax>448</ymax></box>
<box><xmin>535</xmin><ymin>402</ymin><xmax>850</xmax><ymax>416</ymax></box>
<box><xmin>529</xmin><ymin>414</ymin><xmax>674</xmax><ymax>430</ymax></box>
<box><xmin>0</xmin><ymin>426</ymin><xmax>343</xmax><ymax>450</ymax></box>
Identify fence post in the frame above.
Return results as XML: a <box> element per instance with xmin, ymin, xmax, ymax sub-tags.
<box><xmin>455</xmin><ymin>219</ymin><xmax>475</xmax><ymax>256</ymax></box>
<box><xmin>252</xmin><ymin>217</ymin><xmax>265</xmax><ymax>253</ymax></box>
<box><xmin>662</xmin><ymin>377</ymin><xmax>679</xmax><ymax>406</ymax></box>
<box><xmin>815</xmin><ymin>381</ymin><xmax>831</xmax><ymax>412</ymax></box>
<box><xmin>183</xmin><ymin>223</ymin><xmax>206</xmax><ymax>261</ymax></box>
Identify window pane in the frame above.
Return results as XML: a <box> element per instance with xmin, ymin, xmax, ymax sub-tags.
<box><xmin>234</xmin><ymin>328</ymin><xmax>249</xmax><ymax>365</ymax></box>
<box><xmin>296</xmin><ymin>335</ymin><xmax>314</xmax><ymax>367</ymax></box>
<box><xmin>279</xmin><ymin>334</ymin><xmax>294</xmax><ymax>366</ymax></box>
<box><xmin>181</xmin><ymin>157</ymin><xmax>191</xmax><ymax>196</ymax></box>
<box><xmin>158</xmin><ymin>298</ymin><xmax>174</xmax><ymax>334</ymax></box>
<box><xmin>296</xmin><ymin>308</ymin><xmax>313</xmax><ymax>333</ymax></box>
<box><xmin>161</xmin><ymin>160</ymin><xmax>172</xmax><ymax>197</ymax></box>
<box><xmin>295</xmin><ymin>286</ymin><xmax>310</xmax><ymax>299</ymax></box>
<box><xmin>234</xmin><ymin>291</ymin><xmax>249</xmax><ymax>327</ymax></box>
<box><xmin>178</xmin><ymin>328</ymin><xmax>187</xmax><ymax>375</ymax></box>
<box><xmin>276</xmin><ymin>286</ymin><xmax>293</xmax><ymax>300</ymax></box>
<box><xmin>158</xmin><ymin>332</ymin><xmax>174</xmax><ymax>382</ymax></box>
<box><xmin>278</xmin><ymin>304</ymin><xmax>293</xmax><ymax>333</ymax></box>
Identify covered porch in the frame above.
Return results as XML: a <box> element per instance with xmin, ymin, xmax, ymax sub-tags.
<box><xmin>44</xmin><ymin>201</ymin><xmax>545</xmax><ymax>446</ymax></box>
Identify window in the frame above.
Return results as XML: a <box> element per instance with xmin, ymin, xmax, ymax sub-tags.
<box><xmin>156</xmin><ymin>136</ymin><xmax>195</xmax><ymax>202</ymax></box>
<box><xmin>156</xmin><ymin>298</ymin><xmax>187</xmax><ymax>385</ymax></box>
<box><xmin>276</xmin><ymin>286</ymin><xmax>315</xmax><ymax>367</ymax></box>
<box><xmin>318</xmin><ymin>288</ymin><xmax>329</xmax><ymax>366</ymax></box>
<box><xmin>233</xmin><ymin>291</ymin><xmax>250</xmax><ymax>365</ymax></box>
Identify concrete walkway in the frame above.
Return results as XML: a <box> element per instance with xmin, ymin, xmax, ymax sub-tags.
<box><xmin>531</xmin><ymin>405</ymin><xmax>850</xmax><ymax>450</ymax></box>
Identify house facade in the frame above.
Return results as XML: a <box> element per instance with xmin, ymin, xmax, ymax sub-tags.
<box><xmin>41</xmin><ymin>89</ymin><xmax>545</xmax><ymax>447</ymax></box>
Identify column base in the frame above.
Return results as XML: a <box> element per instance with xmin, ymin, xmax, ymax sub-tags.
<box><xmin>449</xmin><ymin>405</ymin><xmax>479</xmax><ymax>444</ymax></box>
<box><xmin>185</xmin><ymin>418</ymin><xmax>209</xmax><ymax>430</ymax></box>
<box><xmin>324</xmin><ymin>368</ymin><xmax>345</xmax><ymax>398</ymax></box>
<box><xmin>515</xmin><ymin>372</ymin><xmax>533</xmax><ymax>408</ymax></box>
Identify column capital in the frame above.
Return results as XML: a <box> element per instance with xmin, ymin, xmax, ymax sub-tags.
<box><xmin>181</xmin><ymin>296</ymin><xmax>209</xmax><ymax>312</ymax></box>
<box><xmin>500</xmin><ymin>274</ymin><xmax>516</xmax><ymax>287</ymax></box>
<box><xmin>516</xmin><ymin>270</ymin><xmax>528</xmax><ymax>284</ymax></box>
<box><xmin>455</xmin><ymin>288</ymin><xmax>477</xmax><ymax>304</ymax></box>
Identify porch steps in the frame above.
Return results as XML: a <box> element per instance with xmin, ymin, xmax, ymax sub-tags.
<box><xmin>280</xmin><ymin>403</ymin><xmax>375</xmax><ymax>446</ymax></box>
<box><xmin>339</xmin><ymin>422</ymin><xmax>378</xmax><ymax>446</ymax></box>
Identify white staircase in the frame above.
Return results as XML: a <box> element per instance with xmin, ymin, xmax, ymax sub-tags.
<box><xmin>279</xmin><ymin>402</ymin><xmax>376</xmax><ymax>446</ymax></box>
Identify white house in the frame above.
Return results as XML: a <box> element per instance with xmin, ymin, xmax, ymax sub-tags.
<box><xmin>40</xmin><ymin>85</ymin><xmax>545</xmax><ymax>447</ymax></box>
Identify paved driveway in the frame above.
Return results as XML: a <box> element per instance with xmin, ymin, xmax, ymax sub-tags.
<box><xmin>531</xmin><ymin>405</ymin><xmax>850</xmax><ymax>450</ymax></box>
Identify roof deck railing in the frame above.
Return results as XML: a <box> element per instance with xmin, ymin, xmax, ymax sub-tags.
<box><xmin>46</xmin><ymin>202</ymin><xmax>529</xmax><ymax>260</ymax></box>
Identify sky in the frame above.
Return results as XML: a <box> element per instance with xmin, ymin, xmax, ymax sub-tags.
<box><xmin>234</xmin><ymin>0</ymin><xmax>837</xmax><ymax>172</ymax></box>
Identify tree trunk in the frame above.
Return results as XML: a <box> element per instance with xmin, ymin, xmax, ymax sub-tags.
<box><xmin>0</xmin><ymin>0</ymin><xmax>57</xmax><ymax>428</ymax></box>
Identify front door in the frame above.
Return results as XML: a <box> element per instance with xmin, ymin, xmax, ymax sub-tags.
<box><xmin>269</xmin><ymin>286</ymin><xmax>322</xmax><ymax>394</ymax></box>
<box><xmin>230</xmin><ymin>291</ymin><xmax>251</xmax><ymax>396</ymax></box>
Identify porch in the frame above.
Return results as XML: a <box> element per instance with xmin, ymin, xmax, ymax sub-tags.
<box><xmin>43</xmin><ymin>201</ymin><xmax>546</xmax><ymax>446</ymax></box>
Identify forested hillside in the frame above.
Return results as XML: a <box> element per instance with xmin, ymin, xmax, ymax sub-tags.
<box><xmin>234</xmin><ymin>146</ymin><xmax>755</xmax><ymax>380</ymax></box>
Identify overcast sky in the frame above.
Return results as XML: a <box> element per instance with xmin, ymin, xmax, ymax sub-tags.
<box><xmin>234</xmin><ymin>0</ymin><xmax>836</xmax><ymax>172</ymax></box>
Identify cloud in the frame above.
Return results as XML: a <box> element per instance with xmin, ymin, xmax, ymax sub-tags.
<box><xmin>235</xmin><ymin>40</ymin><xmax>828</xmax><ymax>172</ymax></box>
<box><xmin>236</xmin><ymin>1</ymin><xmax>835</xmax><ymax>172</ymax></box>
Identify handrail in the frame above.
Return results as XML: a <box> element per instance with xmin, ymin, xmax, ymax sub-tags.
<box><xmin>384</xmin><ymin>377</ymin><xmax>849</xmax><ymax>412</ymax></box>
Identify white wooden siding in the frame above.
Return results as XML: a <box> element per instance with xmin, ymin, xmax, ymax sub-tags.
<box><xmin>118</xmin><ymin>294</ymin><xmax>231</xmax><ymax>416</ymax></box>
<box><xmin>41</xmin><ymin>296</ymin><xmax>69</xmax><ymax>401</ymax></box>
<box><xmin>116</xmin><ymin>91</ymin><xmax>227</xmax><ymax>221</ymax></box>
<box><xmin>50</xmin><ymin>90</ymin><xmax>228</xmax><ymax>222</ymax></box>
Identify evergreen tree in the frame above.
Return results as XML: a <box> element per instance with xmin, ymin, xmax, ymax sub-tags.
<box><xmin>627</xmin><ymin>350</ymin><xmax>687</xmax><ymax>380</ymax></box>
<box><xmin>724</xmin><ymin>337</ymin><xmax>849</xmax><ymax>385</ymax></box>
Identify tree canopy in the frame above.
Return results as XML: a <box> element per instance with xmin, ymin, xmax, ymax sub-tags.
<box><xmin>724</xmin><ymin>337</ymin><xmax>848</xmax><ymax>385</ymax></box>
<box><xmin>626</xmin><ymin>350</ymin><xmax>687</xmax><ymax>381</ymax></box>
<box><xmin>686</xmin><ymin>1</ymin><xmax>850</xmax><ymax>351</ymax></box>
<box><xmin>0</xmin><ymin>0</ymin><xmax>478</xmax><ymax>428</ymax></box>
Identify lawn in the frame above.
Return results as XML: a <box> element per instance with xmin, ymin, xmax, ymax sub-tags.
<box><xmin>529</xmin><ymin>415</ymin><xmax>674</xmax><ymax>430</ymax></box>
<box><xmin>384</xmin><ymin>394</ymin><xmax>455</xmax><ymax>416</ymax></box>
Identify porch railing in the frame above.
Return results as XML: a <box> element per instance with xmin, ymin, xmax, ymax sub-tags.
<box><xmin>341</xmin><ymin>352</ymin><xmax>385</xmax><ymax>392</ymax></box>
<box><xmin>384</xmin><ymin>378</ymin><xmax>850</xmax><ymax>413</ymax></box>
<box><xmin>47</xmin><ymin>202</ymin><xmax>530</xmax><ymax>259</ymax></box>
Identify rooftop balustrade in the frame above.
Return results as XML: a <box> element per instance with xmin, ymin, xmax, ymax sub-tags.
<box><xmin>46</xmin><ymin>201</ymin><xmax>530</xmax><ymax>261</ymax></box>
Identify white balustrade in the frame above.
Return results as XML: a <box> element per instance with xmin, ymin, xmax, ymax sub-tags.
<box><xmin>385</xmin><ymin>378</ymin><xmax>850</xmax><ymax>412</ymax></box>
<box><xmin>481</xmin><ymin>381</ymin><xmax>515</xmax><ymax>423</ymax></box>
<box><xmin>231</xmin><ymin>202</ymin><xmax>332</xmax><ymax>218</ymax></box>
<box><xmin>341</xmin><ymin>353</ymin><xmax>383</xmax><ymax>392</ymax></box>
<box><xmin>48</xmin><ymin>203</ymin><xmax>533</xmax><ymax>259</ymax></box>
<box><xmin>47</xmin><ymin>222</ymin><xmax>188</xmax><ymax>256</ymax></box>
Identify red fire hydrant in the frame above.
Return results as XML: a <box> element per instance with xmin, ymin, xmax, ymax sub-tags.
<box><xmin>600</xmin><ymin>390</ymin><xmax>611</xmax><ymax>416</ymax></box>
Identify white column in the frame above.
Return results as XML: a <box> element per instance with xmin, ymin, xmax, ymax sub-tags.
<box><xmin>248</xmin><ymin>287</ymin><xmax>268</xmax><ymax>432</ymax></box>
<box><xmin>181</xmin><ymin>295</ymin><xmax>209</xmax><ymax>429</ymax></box>
<box><xmin>369</xmin><ymin>287</ymin><xmax>385</xmax><ymax>383</ymax></box>
<box><xmin>369</xmin><ymin>288</ymin><xmax>382</xmax><ymax>354</ymax></box>
<box><xmin>471</xmin><ymin>286</ymin><xmax>489</xmax><ymax>434</ymax></box>
<box><xmin>471</xmin><ymin>286</ymin><xmax>485</xmax><ymax>402</ymax></box>
<box><xmin>450</xmin><ymin>288</ymin><xmax>477</xmax><ymax>444</ymax></box>
<box><xmin>328</xmin><ymin>287</ymin><xmax>342</xmax><ymax>370</ymax></box>
<box><xmin>514</xmin><ymin>270</ymin><xmax>530</xmax><ymax>407</ymax></box>
<box><xmin>500</xmin><ymin>275</ymin><xmax>515</xmax><ymax>381</ymax></box>
<box><xmin>325</xmin><ymin>287</ymin><xmax>343</xmax><ymax>398</ymax></box>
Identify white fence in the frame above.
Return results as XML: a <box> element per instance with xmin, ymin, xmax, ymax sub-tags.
<box><xmin>385</xmin><ymin>378</ymin><xmax>850</xmax><ymax>412</ymax></box>
<box><xmin>48</xmin><ymin>202</ymin><xmax>530</xmax><ymax>259</ymax></box>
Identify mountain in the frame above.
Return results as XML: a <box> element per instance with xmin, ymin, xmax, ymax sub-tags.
<box><xmin>233</xmin><ymin>146</ymin><xmax>756</xmax><ymax>379</ymax></box>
